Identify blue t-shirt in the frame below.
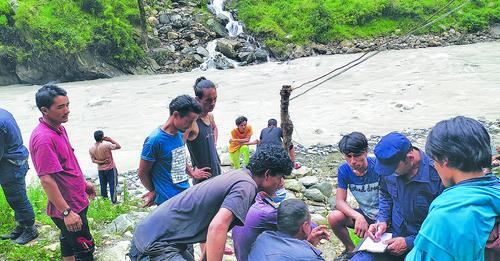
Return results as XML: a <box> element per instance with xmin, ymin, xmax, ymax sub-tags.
<box><xmin>406</xmin><ymin>173</ymin><xmax>500</xmax><ymax>261</ymax></box>
<box><xmin>249</xmin><ymin>231</ymin><xmax>324</xmax><ymax>261</ymax></box>
<box><xmin>337</xmin><ymin>157</ymin><xmax>379</xmax><ymax>220</ymax></box>
<box><xmin>141</xmin><ymin>127</ymin><xmax>189</xmax><ymax>205</ymax></box>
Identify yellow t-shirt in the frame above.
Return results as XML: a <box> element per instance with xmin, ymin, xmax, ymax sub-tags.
<box><xmin>228</xmin><ymin>126</ymin><xmax>253</xmax><ymax>153</ymax></box>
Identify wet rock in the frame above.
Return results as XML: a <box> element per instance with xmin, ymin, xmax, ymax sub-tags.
<box><xmin>304</xmin><ymin>188</ymin><xmax>326</xmax><ymax>202</ymax></box>
<box><xmin>237</xmin><ymin>52</ymin><xmax>256</xmax><ymax>63</ymax></box>
<box><xmin>215</xmin><ymin>39</ymin><xmax>238</xmax><ymax>60</ymax></box>
<box><xmin>213</xmin><ymin>54</ymin><xmax>235</xmax><ymax>69</ymax></box>
<box><xmin>285</xmin><ymin>179</ymin><xmax>304</xmax><ymax>192</ymax></box>
<box><xmin>254</xmin><ymin>48</ymin><xmax>268</xmax><ymax>62</ymax></box>
<box><xmin>206</xmin><ymin>18</ymin><xmax>228</xmax><ymax>38</ymax></box>
<box><xmin>193</xmin><ymin>54</ymin><xmax>204</xmax><ymax>63</ymax></box>
<box><xmin>311</xmin><ymin>182</ymin><xmax>333</xmax><ymax>197</ymax></box>
<box><xmin>196</xmin><ymin>46</ymin><xmax>210</xmax><ymax>57</ymax></box>
<box><xmin>300</xmin><ymin>176</ymin><xmax>319</xmax><ymax>187</ymax></box>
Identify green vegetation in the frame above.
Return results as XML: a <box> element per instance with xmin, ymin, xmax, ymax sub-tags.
<box><xmin>235</xmin><ymin>0</ymin><xmax>499</xmax><ymax>47</ymax></box>
<box><xmin>0</xmin><ymin>183</ymin><xmax>140</xmax><ymax>260</ymax></box>
<box><xmin>0</xmin><ymin>0</ymin><xmax>144</xmax><ymax>65</ymax></box>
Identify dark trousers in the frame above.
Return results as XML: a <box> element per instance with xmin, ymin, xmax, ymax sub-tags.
<box><xmin>98</xmin><ymin>168</ymin><xmax>117</xmax><ymax>203</ymax></box>
<box><xmin>129</xmin><ymin>240</ymin><xmax>195</xmax><ymax>261</ymax></box>
<box><xmin>51</xmin><ymin>207</ymin><xmax>94</xmax><ymax>260</ymax></box>
<box><xmin>0</xmin><ymin>161</ymin><xmax>35</xmax><ymax>226</ymax></box>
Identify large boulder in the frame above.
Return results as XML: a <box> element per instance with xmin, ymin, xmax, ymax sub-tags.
<box><xmin>311</xmin><ymin>182</ymin><xmax>333</xmax><ymax>197</ymax></box>
<box><xmin>103</xmin><ymin>212</ymin><xmax>149</xmax><ymax>235</ymax></box>
<box><xmin>215</xmin><ymin>39</ymin><xmax>238</xmax><ymax>60</ymax></box>
<box><xmin>254</xmin><ymin>48</ymin><xmax>268</xmax><ymax>62</ymax></box>
<box><xmin>304</xmin><ymin>188</ymin><xmax>326</xmax><ymax>202</ymax></box>
<box><xmin>0</xmin><ymin>57</ymin><xmax>19</xmax><ymax>86</ymax></box>
<box><xmin>285</xmin><ymin>179</ymin><xmax>304</xmax><ymax>192</ymax></box>
<box><xmin>96</xmin><ymin>241</ymin><xmax>131</xmax><ymax>261</ymax></box>
<box><xmin>206</xmin><ymin>18</ymin><xmax>228</xmax><ymax>38</ymax></box>
<box><xmin>300</xmin><ymin>176</ymin><xmax>319</xmax><ymax>187</ymax></box>
<box><xmin>237</xmin><ymin>52</ymin><xmax>256</xmax><ymax>63</ymax></box>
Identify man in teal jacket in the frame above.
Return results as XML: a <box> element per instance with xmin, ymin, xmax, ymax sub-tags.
<box><xmin>406</xmin><ymin>116</ymin><xmax>500</xmax><ymax>261</ymax></box>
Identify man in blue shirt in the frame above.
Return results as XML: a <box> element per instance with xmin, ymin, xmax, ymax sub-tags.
<box><xmin>248</xmin><ymin>199</ymin><xmax>330</xmax><ymax>261</ymax></box>
<box><xmin>0</xmin><ymin>108</ymin><xmax>38</xmax><ymax>244</ymax></box>
<box><xmin>352</xmin><ymin>132</ymin><xmax>444</xmax><ymax>261</ymax></box>
<box><xmin>328</xmin><ymin>132</ymin><xmax>379</xmax><ymax>259</ymax></box>
<box><xmin>406</xmin><ymin>116</ymin><xmax>500</xmax><ymax>261</ymax></box>
<box><xmin>138</xmin><ymin>95</ymin><xmax>207</xmax><ymax>206</ymax></box>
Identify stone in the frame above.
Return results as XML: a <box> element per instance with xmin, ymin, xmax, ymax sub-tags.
<box><xmin>490</xmin><ymin>24</ymin><xmax>500</xmax><ymax>38</ymax></box>
<box><xmin>285</xmin><ymin>179</ymin><xmax>304</xmax><ymax>192</ymax></box>
<box><xmin>329</xmin><ymin>196</ymin><xmax>336</xmax><ymax>209</ymax></box>
<box><xmin>292</xmin><ymin>166</ymin><xmax>311</xmax><ymax>177</ymax></box>
<box><xmin>311</xmin><ymin>182</ymin><xmax>333</xmax><ymax>197</ymax></box>
<box><xmin>300</xmin><ymin>176</ymin><xmax>319</xmax><ymax>187</ymax></box>
<box><xmin>237</xmin><ymin>52</ymin><xmax>256</xmax><ymax>63</ymax></box>
<box><xmin>254</xmin><ymin>48</ymin><xmax>268</xmax><ymax>62</ymax></box>
<box><xmin>212</xmin><ymin>54</ymin><xmax>235</xmax><ymax>70</ymax></box>
<box><xmin>215</xmin><ymin>39</ymin><xmax>238</xmax><ymax>60</ymax></box>
<box><xmin>147</xmin><ymin>16</ymin><xmax>159</xmax><ymax>26</ymax></box>
<box><xmin>167</xmin><ymin>32</ymin><xmax>179</xmax><ymax>39</ymax></box>
<box><xmin>311</xmin><ymin>213</ymin><xmax>328</xmax><ymax>226</ymax></box>
<box><xmin>158</xmin><ymin>14</ymin><xmax>171</xmax><ymax>24</ymax></box>
<box><xmin>196</xmin><ymin>46</ymin><xmax>210</xmax><ymax>57</ymax></box>
<box><xmin>96</xmin><ymin>241</ymin><xmax>131</xmax><ymax>261</ymax></box>
<box><xmin>43</xmin><ymin>242</ymin><xmax>59</xmax><ymax>252</ymax></box>
<box><xmin>206</xmin><ymin>18</ymin><xmax>228</xmax><ymax>38</ymax></box>
<box><xmin>170</xmin><ymin>14</ymin><xmax>182</xmax><ymax>23</ymax></box>
<box><xmin>219</xmin><ymin>152</ymin><xmax>232</xmax><ymax>166</ymax></box>
<box><xmin>193</xmin><ymin>54</ymin><xmax>204</xmax><ymax>63</ymax></box>
<box><xmin>304</xmin><ymin>188</ymin><xmax>326</xmax><ymax>202</ymax></box>
<box><xmin>104</xmin><ymin>214</ymin><xmax>133</xmax><ymax>235</ymax></box>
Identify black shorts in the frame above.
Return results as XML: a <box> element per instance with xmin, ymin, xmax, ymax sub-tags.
<box><xmin>347</xmin><ymin>208</ymin><xmax>376</xmax><ymax>228</ymax></box>
<box><xmin>51</xmin><ymin>207</ymin><xmax>94</xmax><ymax>260</ymax></box>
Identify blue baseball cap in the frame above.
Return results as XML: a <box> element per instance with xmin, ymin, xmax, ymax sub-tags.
<box><xmin>374</xmin><ymin>132</ymin><xmax>412</xmax><ymax>176</ymax></box>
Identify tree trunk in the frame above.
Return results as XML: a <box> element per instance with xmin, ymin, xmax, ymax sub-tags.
<box><xmin>137</xmin><ymin>0</ymin><xmax>148</xmax><ymax>50</ymax></box>
<box><xmin>280</xmin><ymin>85</ymin><xmax>293</xmax><ymax>155</ymax></box>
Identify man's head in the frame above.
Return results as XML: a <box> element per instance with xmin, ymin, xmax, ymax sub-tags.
<box><xmin>247</xmin><ymin>145</ymin><xmax>293</xmax><ymax>196</ymax></box>
<box><xmin>277</xmin><ymin>199</ymin><xmax>312</xmax><ymax>240</ymax></box>
<box><xmin>338</xmin><ymin>132</ymin><xmax>369</xmax><ymax>172</ymax></box>
<box><xmin>268</xmin><ymin>119</ymin><xmax>278</xmax><ymax>127</ymax></box>
<box><xmin>374</xmin><ymin>132</ymin><xmax>414</xmax><ymax>176</ymax></box>
<box><xmin>193</xmin><ymin>76</ymin><xmax>217</xmax><ymax>113</ymax></box>
<box><xmin>35</xmin><ymin>84</ymin><xmax>69</xmax><ymax>124</ymax></box>
<box><xmin>426</xmin><ymin>116</ymin><xmax>491</xmax><ymax>187</ymax></box>
<box><xmin>169</xmin><ymin>95</ymin><xmax>202</xmax><ymax>132</ymax></box>
<box><xmin>236</xmin><ymin>116</ymin><xmax>248</xmax><ymax>133</ymax></box>
<box><xmin>94</xmin><ymin>130</ymin><xmax>104</xmax><ymax>142</ymax></box>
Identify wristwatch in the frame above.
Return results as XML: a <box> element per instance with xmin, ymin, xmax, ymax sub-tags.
<box><xmin>62</xmin><ymin>208</ymin><xmax>72</xmax><ymax>217</ymax></box>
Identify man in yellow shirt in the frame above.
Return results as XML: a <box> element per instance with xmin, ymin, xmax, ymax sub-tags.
<box><xmin>229</xmin><ymin>116</ymin><xmax>258</xmax><ymax>168</ymax></box>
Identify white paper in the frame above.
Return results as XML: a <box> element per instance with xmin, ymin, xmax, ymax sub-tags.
<box><xmin>358</xmin><ymin>233</ymin><xmax>393</xmax><ymax>253</ymax></box>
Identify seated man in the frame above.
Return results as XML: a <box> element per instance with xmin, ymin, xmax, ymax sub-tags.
<box><xmin>328</xmin><ymin>132</ymin><xmax>379</xmax><ymax>259</ymax></box>
<box><xmin>248</xmin><ymin>199</ymin><xmax>330</xmax><ymax>261</ymax></box>
<box><xmin>352</xmin><ymin>132</ymin><xmax>444</xmax><ymax>261</ymax></box>
<box><xmin>229</xmin><ymin>116</ymin><xmax>258</xmax><ymax>169</ymax></box>
<box><xmin>406</xmin><ymin>116</ymin><xmax>500</xmax><ymax>261</ymax></box>
<box><xmin>129</xmin><ymin>145</ymin><xmax>293</xmax><ymax>261</ymax></box>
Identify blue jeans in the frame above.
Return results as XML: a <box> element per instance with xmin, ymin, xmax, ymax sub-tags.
<box><xmin>0</xmin><ymin>161</ymin><xmax>35</xmax><ymax>226</ymax></box>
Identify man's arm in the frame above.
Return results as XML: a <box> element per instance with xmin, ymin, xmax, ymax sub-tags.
<box><xmin>39</xmin><ymin>175</ymin><xmax>83</xmax><ymax>232</ymax></box>
<box><xmin>210</xmin><ymin>113</ymin><xmax>218</xmax><ymax>144</ymax></box>
<box><xmin>183</xmin><ymin>120</ymin><xmax>198</xmax><ymax>143</ymax></box>
<box><xmin>335</xmin><ymin>188</ymin><xmax>362</xmax><ymax>219</ymax></box>
<box><xmin>138</xmin><ymin>159</ymin><xmax>154</xmax><ymax>191</ymax></box>
<box><xmin>0</xmin><ymin>131</ymin><xmax>5</xmax><ymax>161</ymax></box>
<box><xmin>89</xmin><ymin>152</ymin><xmax>107</xmax><ymax>164</ymax></box>
<box><xmin>377</xmin><ymin>177</ymin><xmax>392</xmax><ymax>223</ymax></box>
<box><xmin>103</xmin><ymin>136</ymin><xmax>121</xmax><ymax>150</ymax></box>
<box><xmin>206</xmin><ymin>208</ymin><xmax>234</xmax><ymax>261</ymax></box>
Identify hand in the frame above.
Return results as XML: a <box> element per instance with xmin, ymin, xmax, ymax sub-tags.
<box><xmin>385</xmin><ymin>237</ymin><xmax>408</xmax><ymax>255</ymax></box>
<box><xmin>64</xmin><ymin>210</ymin><xmax>83</xmax><ymax>232</ymax></box>
<box><xmin>102</xmin><ymin>136</ymin><xmax>112</xmax><ymax>142</ymax></box>
<box><xmin>191</xmin><ymin>167</ymin><xmax>212</xmax><ymax>180</ymax></box>
<box><xmin>367</xmin><ymin>221</ymin><xmax>387</xmax><ymax>241</ymax></box>
<box><xmin>141</xmin><ymin>191</ymin><xmax>156</xmax><ymax>207</ymax></box>
<box><xmin>85</xmin><ymin>181</ymin><xmax>96</xmax><ymax>199</ymax></box>
<box><xmin>307</xmin><ymin>225</ymin><xmax>331</xmax><ymax>246</ymax></box>
<box><xmin>103</xmin><ymin>158</ymin><xmax>111</xmax><ymax>164</ymax></box>
<box><xmin>354</xmin><ymin>215</ymin><xmax>369</xmax><ymax>238</ymax></box>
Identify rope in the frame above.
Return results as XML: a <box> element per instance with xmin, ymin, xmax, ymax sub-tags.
<box><xmin>289</xmin><ymin>0</ymin><xmax>470</xmax><ymax>100</ymax></box>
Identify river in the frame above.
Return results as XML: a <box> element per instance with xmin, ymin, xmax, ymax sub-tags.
<box><xmin>1</xmin><ymin>42</ymin><xmax>499</xmax><ymax>183</ymax></box>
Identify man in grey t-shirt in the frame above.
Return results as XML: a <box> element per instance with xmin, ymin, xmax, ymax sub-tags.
<box><xmin>129</xmin><ymin>145</ymin><xmax>293</xmax><ymax>261</ymax></box>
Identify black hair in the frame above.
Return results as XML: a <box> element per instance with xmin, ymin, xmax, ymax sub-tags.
<box><xmin>94</xmin><ymin>130</ymin><xmax>104</xmax><ymax>142</ymax></box>
<box><xmin>426</xmin><ymin>116</ymin><xmax>491</xmax><ymax>172</ymax></box>
<box><xmin>35</xmin><ymin>84</ymin><xmax>67</xmax><ymax>111</ymax></box>
<box><xmin>247</xmin><ymin>144</ymin><xmax>293</xmax><ymax>177</ymax></box>
<box><xmin>193</xmin><ymin>76</ymin><xmax>216</xmax><ymax>99</ymax></box>
<box><xmin>277</xmin><ymin>199</ymin><xmax>310</xmax><ymax>236</ymax></box>
<box><xmin>235</xmin><ymin>116</ymin><xmax>248</xmax><ymax>126</ymax></box>
<box><xmin>268</xmin><ymin>119</ymin><xmax>278</xmax><ymax>127</ymax></box>
<box><xmin>169</xmin><ymin>95</ymin><xmax>202</xmax><ymax>117</ymax></box>
<box><xmin>338</xmin><ymin>132</ymin><xmax>368</xmax><ymax>155</ymax></box>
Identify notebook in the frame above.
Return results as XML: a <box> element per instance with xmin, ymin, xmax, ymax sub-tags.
<box><xmin>356</xmin><ymin>233</ymin><xmax>393</xmax><ymax>253</ymax></box>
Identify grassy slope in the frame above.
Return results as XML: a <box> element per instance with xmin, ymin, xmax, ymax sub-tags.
<box><xmin>0</xmin><ymin>184</ymin><xmax>140</xmax><ymax>260</ymax></box>
<box><xmin>235</xmin><ymin>0</ymin><xmax>500</xmax><ymax>48</ymax></box>
<box><xmin>0</xmin><ymin>0</ymin><xmax>143</xmax><ymax>65</ymax></box>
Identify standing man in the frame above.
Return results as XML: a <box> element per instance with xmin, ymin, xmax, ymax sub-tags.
<box><xmin>89</xmin><ymin>131</ymin><xmax>121</xmax><ymax>203</ymax></box>
<box><xmin>184</xmin><ymin>77</ymin><xmax>221</xmax><ymax>184</ymax></box>
<box><xmin>327</xmin><ymin>132</ymin><xmax>379</xmax><ymax>259</ymax></box>
<box><xmin>138</xmin><ymin>95</ymin><xmax>205</xmax><ymax>206</ymax></box>
<box><xmin>406</xmin><ymin>116</ymin><xmax>500</xmax><ymax>261</ymax></box>
<box><xmin>128</xmin><ymin>145</ymin><xmax>294</xmax><ymax>260</ymax></box>
<box><xmin>258</xmin><ymin>118</ymin><xmax>300</xmax><ymax>169</ymax></box>
<box><xmin>352</xmin><ymin>132</ymin><xmax>444</xmax><ymax>261</ymax></box>
<box><xmin>30</xmin><ymin>85</ymin><xmax>96</xmax><ymax>261</ymax></box>
<box><xmin>0</xmin><ymin>108</ymin><xmax>38</xmax><ymax>245</ymax></box>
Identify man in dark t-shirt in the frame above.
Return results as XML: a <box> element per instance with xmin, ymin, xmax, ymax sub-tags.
<box><xmin>258</xmin><ymin>118</ymin><xmax>300</xmax><ymax>169</ymax></box>
<box><xmin>129</xmin><ymin>145</ymin><xmax>293</xmax><ymax>261</ymax></box>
